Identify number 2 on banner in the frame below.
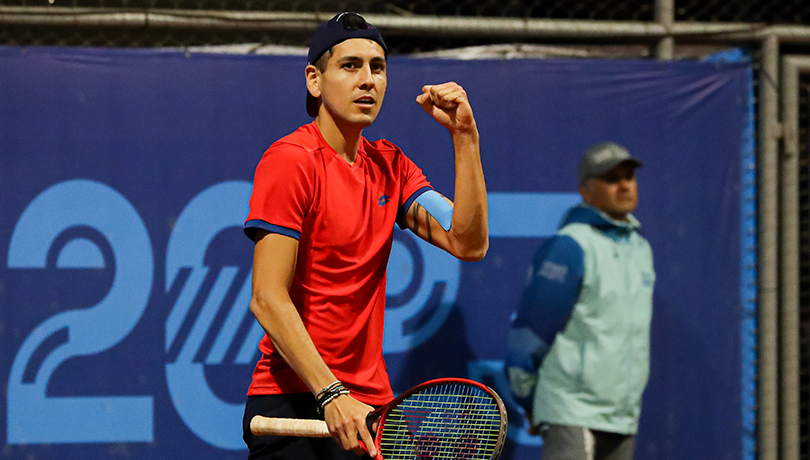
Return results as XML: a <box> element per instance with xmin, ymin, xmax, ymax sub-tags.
<box><xmin>6</xmin><ymin>180</ymin><xmax>154</xmax><ymax>444</ymax></box>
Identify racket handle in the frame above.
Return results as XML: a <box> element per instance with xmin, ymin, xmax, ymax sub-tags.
<box><xmin>250</xmin><ymin>416</ymin><xmax>331</xmax><ymax>437</ymax></box>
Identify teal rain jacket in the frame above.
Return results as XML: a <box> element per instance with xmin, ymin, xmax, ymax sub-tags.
<box><xmin>506</xmin><ymin>204</ymin><xmax>655</xmax><ymax>435</ymax></box>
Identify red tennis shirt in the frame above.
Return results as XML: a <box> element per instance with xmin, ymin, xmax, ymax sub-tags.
<box><xmin>244</xmin><ymin>122</ymin><xmax>432</xmax><ymax>405</ymax></box>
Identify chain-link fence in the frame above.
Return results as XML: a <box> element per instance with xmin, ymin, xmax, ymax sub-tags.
<box><xmin>0</xmin><ymin>26</ymin><xmax>288</xmax><ymax>47</ymax></box>
<box><xmin>1</xmin><ymin>0</ymin><xmax>809</xmax><ymax>22</ymax></box>
<box><xmin>677</xmin><ymin>0</ymin><xmax>810</xmax><ymax>23</ymax></box>
<box><xmin>0</xmin><ymin>0</ymin><xmax>658</xmax><ymax>19</ymax></box>
<box><xmin>1</xmin><ymin>0</ymin><xmax>809</xmax><ymax>48</ymax></box>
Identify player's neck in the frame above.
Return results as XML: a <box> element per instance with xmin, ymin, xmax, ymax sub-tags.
<box><xmin>315</xmin><ymin>116</ymin><xmax>362</xmax><ymax>164</ymax></box>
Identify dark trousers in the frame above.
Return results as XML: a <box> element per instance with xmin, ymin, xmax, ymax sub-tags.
<box><xmin>540</xmin><ymin>424</ymin><xmax>636</xmax><ymax>460</ymax></box>
<box><xmin>243</xmin><ymin>393</ymin><xmax>373</xmax><ymax>460</ymax></box>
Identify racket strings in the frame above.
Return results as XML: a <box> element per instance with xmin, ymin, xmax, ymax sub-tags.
<box><xmin>378</xmin><ymin>383</ymin><xmax>503</xmax><ymax>460</ymax></box>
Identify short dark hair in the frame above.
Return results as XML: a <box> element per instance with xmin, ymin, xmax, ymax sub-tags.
<box><xmin>313</xmin><ymin>49</ymin><xmax>332</xmax><ymax>73</ymax></box>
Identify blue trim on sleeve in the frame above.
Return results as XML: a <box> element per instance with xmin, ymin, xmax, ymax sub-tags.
<box><xmin>244</xmin><ymin>219</ymin><xmax>301</xmax><ymax>242</ymax></box>
<box><xmin>512</xmin><ymin>235</ymin><xmax>584</xmax><ymax>345</ymax></box>
<box><xmin>505</xmin><ymin>235</ymin><xmax>583</xmax><ymax>414</ymax></box>
<box><xmin>415</xmin><ymin>190</ymin><xmax>453</xmax><ymax>231</ymax></box>
<box><xmin>397</xmin><ymin>186</ymin><xmax>433</xmax><ymax>229</ymax></box>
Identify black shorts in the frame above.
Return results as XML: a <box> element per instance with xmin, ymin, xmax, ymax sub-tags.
<box><xmin>242</xmin><ymin>393</ymin><xmax>373</xmax><ymax>460</ymax></box>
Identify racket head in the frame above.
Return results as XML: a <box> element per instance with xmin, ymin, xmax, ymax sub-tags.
<box><xmin>371</xmin><ymin>377</ymin><xmax>508</xmax><ymax>460</ymax></box>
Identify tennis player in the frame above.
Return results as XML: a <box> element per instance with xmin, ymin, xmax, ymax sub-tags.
<box><xmin>241</xmin><ymin>12</ymin><xmax>488</xmax><ymax>460</ymax></box>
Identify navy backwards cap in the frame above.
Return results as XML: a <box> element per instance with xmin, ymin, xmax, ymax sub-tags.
<box><xmin>306</xmin><ymin>12</ymin><xmax>388</xmax><ymax>117</ymax></box>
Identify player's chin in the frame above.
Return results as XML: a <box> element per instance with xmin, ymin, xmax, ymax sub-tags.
<box><xmin>350</xmin><ymin>112</ymin><xmax>379</xmax><ymax>128</ymax></box>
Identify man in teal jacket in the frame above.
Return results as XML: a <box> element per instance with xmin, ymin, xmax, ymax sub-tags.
<box><xmin>506</xmin><ymin>142</ymin><xmax>655</xmax><ymax>460</ymax></box>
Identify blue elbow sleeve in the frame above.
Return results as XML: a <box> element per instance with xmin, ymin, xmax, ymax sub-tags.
<box><xmin>415</xmin><ymin>190</ymin><xmax>453</xmax><ymax>231</ymax></box>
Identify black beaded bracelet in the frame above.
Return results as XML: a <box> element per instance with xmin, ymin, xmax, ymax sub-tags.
<box><xmin>316</xmin><ymin>383</ymin><xmax>347</xmax><ymax>408</ymax></box>
<box><xmin>316</xmin><ymin>381</ymin><xmax>343</xmax><ymax>401</ymax></box>
<box><xmin>317</xmin><ymin>388</ymin><xmax>350</xmax><ymax>414</ymax></box>
<box><xmin>316</xmin><ymin>382</ymin><xmax>350</xmax><ymax>414</ymax></box>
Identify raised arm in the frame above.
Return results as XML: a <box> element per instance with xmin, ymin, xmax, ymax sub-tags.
<box><xmin>249</xmin><ymin>230</ymin><xmax>377</xmax><ymax>457</ymax></box>
<box><xmin>403</xmin><ymin>82</ymin><xmax>488</xmax><ymax>262</ymax></box>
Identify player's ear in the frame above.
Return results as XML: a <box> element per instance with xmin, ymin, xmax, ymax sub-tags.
<box><xmin>305</xmin><ymin>65</ymin><xmax>321</xmax><ymax>98</ymax></box>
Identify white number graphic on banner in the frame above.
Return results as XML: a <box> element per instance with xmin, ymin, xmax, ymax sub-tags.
<box><xmin>7</xmin><ymin>180</ymin><xmax>154</xmax><ymax>444</ymax></box>
<box><xmin>164</xmin><ymin>180</ymin><xmax>260</xmax><ymax>450</ymax></box>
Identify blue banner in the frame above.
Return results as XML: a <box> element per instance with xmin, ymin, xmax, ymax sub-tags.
<box><xmin>0</xmin><ymin>46</ymin><xmax>750</xmax><ymax>459</ymax></box>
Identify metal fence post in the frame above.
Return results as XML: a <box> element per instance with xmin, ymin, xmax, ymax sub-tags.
<box><xmin>781</xmin><ymin>55</ymin><xmax>805</xmax><ymax>460</ymax></box>
<box><xmin>759</xmin><ymin>32</ymin><xmax>780</xmax><ymax>460</ymax></box>
<box><xmin>655</xmin><ymin>0</ymin><xmax>674</xmax><ymax>59</ymax></box>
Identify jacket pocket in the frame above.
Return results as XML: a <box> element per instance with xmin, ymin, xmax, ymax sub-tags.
<box><xmin>580</xmin><ymin>340</ymin><xmax>626</xmax><ymax>403</ymax></box>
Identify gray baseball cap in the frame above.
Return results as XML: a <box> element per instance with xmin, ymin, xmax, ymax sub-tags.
<box><xmin>578</xmin><ymin>142</ymin><xmax>643</xmax><ymax>185</ymax></box>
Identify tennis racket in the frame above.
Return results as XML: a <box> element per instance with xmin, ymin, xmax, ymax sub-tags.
<box><xmin>251</xmin><ymin>377</ymin><xmax>508</xmax><ymax>459</ymax></box>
